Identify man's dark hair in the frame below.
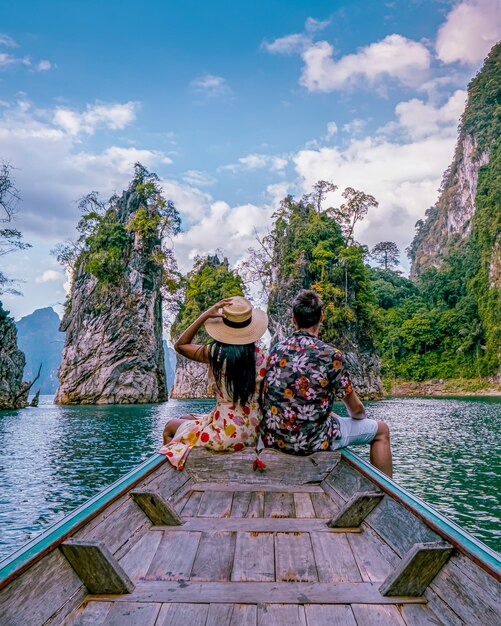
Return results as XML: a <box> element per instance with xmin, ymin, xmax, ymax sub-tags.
<box><xmin>292</xmin><ymin>290</ymin><xmax>323</xmax><ymax>328</ymax></box>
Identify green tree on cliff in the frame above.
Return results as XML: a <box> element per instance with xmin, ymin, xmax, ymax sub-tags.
<box><xmin>171</xmin><ymin>254</ymin><xmax>245</xmax><ymax>343</ymax></box>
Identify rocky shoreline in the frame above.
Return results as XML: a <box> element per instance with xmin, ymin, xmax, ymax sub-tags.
<box><xmin>385</xmin><ymin>378</ymin><xmax>501</xmax><ymax>398</ymax></box>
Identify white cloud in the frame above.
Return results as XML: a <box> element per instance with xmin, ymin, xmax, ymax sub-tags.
<box><xmin>221</xmin><ymin>153</ymin><xmax>288</xmax><ymax>173</ymax></box>
<box><xmin>290</xmin><ymin>90</ymin><xmax>466</xmax><ymax>258</ymax></box>
<box><xmin>342</xmin><ymin>118</ymin><xmax>366</xmax><ymax>135</ymax></box>
<box><xmin>300</xmin><ymin>34</ymin><xmax>431</xmax><ymax>92</ymax></box>
<box><xmin>35</xmin><ymin>270</ymin><xmax>64</xmax><ymax>284</ymax></box>
<box><xmin>326</xmin><ymin>121</ymin><xmax>338</xmax><ymax>139</ymax></box>
<box><xmin>262</xmin><ymin>33</ymin><xmax>310</xmax><ymax>55</ymax></box>
<box><xmin>182</xmin><ymin>170</ymin><xmax>217</xmax><ymax>187</ymax></box>
<box><xmin>436</xmin><ymin>0</ymin><xmax>501</xmax><ymax>65</ymax></box>
<box><xmin>0</xmin><ymin>33</ymin><xmax>18</xmax><ymax>47</ymax></box>
<box><xmin>36</xmin><ymin>60</ymin><xmax>52</xmax><ymax>71</ymax></box>
<box><xmin>305</xmin><ymin>17</ymin><xmax>331</xmax><ymax>33</ymax></box>
<box><xmin>190</xmin><ymin>74</ymin><xmax>231</xmax><ymax>97</ymax></box>
<box><xmin>0</xmin><ymin>53</ymin><xmax>30</xmax><ymax>68</ymax></box>
<box><xmin>53</xmin><ymin>101</ymin><xmax>139</xmax><ymax>136</ymax></box>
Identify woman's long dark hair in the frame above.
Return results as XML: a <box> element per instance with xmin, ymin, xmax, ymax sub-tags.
<box><xmin>208</xmin><ymin>340</ymin><xmax>256</xmax><ymax>406</ymax></box>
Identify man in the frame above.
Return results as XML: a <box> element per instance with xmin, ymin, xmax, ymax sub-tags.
<box><xmin>260</xmin><ymin>289</ymin><xmax>392</xmax><ymax>477</ymax></box>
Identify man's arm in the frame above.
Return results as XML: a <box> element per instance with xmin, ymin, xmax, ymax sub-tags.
<box><xmin>342</xmin><ymin>389</ymin><xmax>367</xmax><ymax>419</ymax></box>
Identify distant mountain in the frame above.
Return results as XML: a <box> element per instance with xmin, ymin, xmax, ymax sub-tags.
<box><xmin>16</xmin><ymin>307</ymin><xmax>64</xmax><ymax>394</ymax></box>
<box><xmin>163</xmin><ymin>341</ymin><xmax>176</xmax><ymax>394</ymax></box>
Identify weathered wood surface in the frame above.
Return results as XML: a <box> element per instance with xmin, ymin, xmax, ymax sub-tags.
<box><xmin>310</xmin><ymin>492</ymin><xmax>340</xmax><ymax>518</ymax></box>
<box><xmin>206</xmin><ymin>604</ymin><xmax>257</xmax><ymax>626</ymax></box>
<box><xmin>264</xmin><ymin>492</ymin><xmax>295</xmax><ymax>518</ymax></box>
<box><xmin>197</xmin><ymin>490</ymin><xmax>233</xmax><ymax>517</ymax></box>
<box><xmin>231</xmin><ymin>532</ymin><xmax>275</xmax><ymax>581</ymax></box>
<box><xmin>145</xmin><ymin>531</ymin><xmax>201</xmax><ymax>581</ymax></box>
<box><xmin>191</xmin><ymin>482</ymin><xmax>324</xmax><ymax>493</ymax></box>
<box><xmin>304</xmin><ymin>604</ymin><xmax>357</xmax><ymax>626</ymax></box>
<box><xmin>151</xmin><ymin>518</ymin><xmax>359</xmax><ymax>532</ymax></box>
<box><xmin>231</xmin><ymin>491</ymin><xmax>252</xmax><ymax>516</ymax></box>
<box><xmin>347</xmin><ymin>526</ymin><xmax>400</xmax><ymax>582</ymax></box>
<box><xmin>275</xmin><ymin>532</ymin><xmax>317</xmax><ymax>582</ymax></box>
<box><xmin>428</xmin><ymin>556</ymin><xmax>501</xmax><ymax>625</ymax></box>
<box><xmin>257</xmin><ymin>604</ymin><xmax>306</xmax><ymax>625</ymax></box>
<box><xmin>186</xmin><ymin>448</ymin><xmax>340</xmax><ymax>484</ymax></box>
<box><xmin>351</xmin><ymin>603</ymin><xmax>407</xmax><ymax>625</ymax></box>
<box><xmin>380</xmin><ymin>542</ymin><xmax>453</xmax><ymax>597</ymax></box>
<box><xmin>180</xmin><ymin>490</ymin><xmax>203</xmax><ymax>516</ymax></box>
<box><xmin>90</xmin><ymin>580</ymin><xmax>427</xmax><ymax>604</ymax></box>
<box><xmin>310</xmin><ymin>533</ymin><xmax>362</xmax><ymax>583</ymax></box>
<box><xmin>101</xmin><ymin>601</ymin><xmax>161</xmax><ymax>625</ymax></box>
<box><xmin>191</xmin><ymin>532</ymin><xmax>236</xmax><ymax>581</ymax></box>
<box><xmin>293</xmin><ymin>493</ymin><xmax>316</xmax><ymax>518</ymax></box>
<box><xmin>246</xmin><ymin>491</ymin><xmax>265</xmax><ymax>517</ymax></box>
<box><xmin>400</xmin><ymin>603</ymin><xmax>447</xmax><ymax>626</ymax></box>
<box><xmin>328</xmin><ymin>491</ymin><xmax>384</xmax><ymax>528</ymax></box>
<box><xmin>60</xmin><ymin>540</ymin><xmax>135</xmax><ymax>594</ymax></box>
<box><xmin>322</xmin><ymin>460</ymin><xmax>375</xmax><ymax>500</ymax></box>
<box><xmin>0</xmin><ymin>549</ymin><xmax>85</xmax><ymax>626</ymax></box>
<box><xmin>118</xmin><ymin>531</ymin><xmax>162</xmax><ymax>580</ymax></box>
<box><xmin>130</xmin><ymin>490</ymin><xmax>183</xmax><ymax>526</ymax></box>
<box><xmin>367</xmin><ymin>496</ymin><xmax>441</xmax><ymax>557</ymax></box>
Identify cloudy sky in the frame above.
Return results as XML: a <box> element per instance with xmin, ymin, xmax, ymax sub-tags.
<box><xmin>1</xmin><ymin>0</ymin><xmax>499</xmax><ymax>319</ymax></box>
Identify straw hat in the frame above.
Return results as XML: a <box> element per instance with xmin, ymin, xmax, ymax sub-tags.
<box><xmin>205</xmin><ymin>296</ymin><xmax>268</xmax><ymax>345</ymax></box>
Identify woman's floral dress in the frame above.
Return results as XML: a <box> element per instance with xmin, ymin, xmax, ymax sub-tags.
<box><xmin>159</xmin><ymin>345</ymin><xmax>267</xmax><ymax>470</ymax></box>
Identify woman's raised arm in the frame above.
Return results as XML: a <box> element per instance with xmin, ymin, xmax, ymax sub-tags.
<box><xmin>174</xmin><ymin>298</ymin><xmax>233</xmax><ymax>363</ymax></box>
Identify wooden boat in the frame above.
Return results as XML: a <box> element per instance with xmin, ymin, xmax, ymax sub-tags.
<box><xmin>0</xmin><ymin>448</ymin><xmax>499</xmax><ymax>625</ymax></box>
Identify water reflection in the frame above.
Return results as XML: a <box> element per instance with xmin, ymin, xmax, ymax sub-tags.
<box><xmin>0</xmin><ymin>395</ymin><xmax>499</xmax><ymax>560</ymax></box>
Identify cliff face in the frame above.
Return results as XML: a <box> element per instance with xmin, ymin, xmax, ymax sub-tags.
<box><xmin>170</xmin><ymin>356</ymin><xmax>213</xmax><ymax>399</ymax></box>
<box><xmin>410</xmin><ymin>43</ymin><xmax>500</xmax><ymax>279</ymax></box>
<box><xmin>0</xmin><ymin>306</ymin><xmax>30</xmax><ymax>410</ymax></box>
<box><xmin>55</xmin><ymin>185</ymin><xmax>168</xmax><ymax>405</ymax></box>
<box><xmin>16</xmin><ymin>307</ymin><xmax>63</xmax><ymax>394</ymax></box>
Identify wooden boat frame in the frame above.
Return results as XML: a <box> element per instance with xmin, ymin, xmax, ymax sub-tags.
<box><xmin>0</xmin><ymin>448</ymin><xmax>500</xmax><ymax>625</ymax></box>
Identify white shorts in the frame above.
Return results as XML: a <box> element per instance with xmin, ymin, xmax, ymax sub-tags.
<box><xmin>331</xmin><ymin>417</ymin><xmax>378</xmax><ymax>450</ymax></box>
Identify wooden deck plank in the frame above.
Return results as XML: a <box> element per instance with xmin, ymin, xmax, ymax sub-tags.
<box><xmin>156</xmin><ymin>602</ymin><xmax>209</xmax><ymax>626</ymax></box>
<box><xmin>118</xmin><ymin>531</ymin><xmax>162</xmax><ymax>580</ymax></box>
<box><xmin>197</xmin><ymin>491</ymin><xmax>233</xmax><ymax>518</ymax></box>
<box><xmin>347</xmin><ymin>527</ymin><xmax>400</xmax><ymax>582</ymax></box>
<box><xmin>399</xmin><ymin>604</ymin><xmax>446</xmax><ymax>626</ymax></box>
<box><xmin>206</xmin><ymin>604</ymin><xmax>257</xmax><ymax>626</ymax></box>
<box><xmin>232</xmin><ymin>533</ymin><xmax>275</xmax><ymax>581</ymax></box>
<box><xmin>145</xmin><ymin>531</ymin><xmax>201</xmax><ymax>581</ymax></box>
<box><xmin>231</xmin><ymin>491</ymin><xmax>252</xmax><ymax>517</ymax></box>
<box><xmin>310</xmin><ymin>533</ymin><xmax>362</xmax><ymax>583</ymax></box>
<box><xmin>65</xmin><ymin>601</ymin><xmax>113</xmax><ymax>626</ymax></box>
<box><xmin>180</xmin><ymin>491</ymin><xmax>203</xmax><ymax>516</ymax></box>
<box><xmin>190</xmin><ymin>532</ymin><xmax>236</xmax><ymax>581</ymax></box>
<box><xmin>304</xmin><ymin>604</ymin><xmax>357</xmax><ymax>626</ymax></box>
<box><xmin>275</xmin><ymin>533</ymin><xmax>318</xmax><ymax>582</ymax></box>
<box><xmin>351</xmin><ymin>604</ymin><xmax>407</xmax><ymax>626</ymax></box>
<box><xmin>257</xmin><ymin>604</ymin><xmax>307</xmax><ymax>626</ymax></box>
<box><xmin>264</xmin><ymin>492</ymin><xmax>295</xmax><ymax>518</ymax></box>
<box><xmin>186</xmin><ymin>448</ymin><xmax>340</xmax><ymax>484</ymax></box>
<box><xmin>191</xmin><ymin>482</ymin><xmax>323</xmax><ymax>493</ymax></box>
<box><xmin>102</xmin><ymin>601</ymin><xmax>160</xmax><ymax>626</ymax></box>
<box><xmin>90</xmin><ymin>581</ymin><xmax>427</xmax><ymax>604</ymax></box>
<box><xmin>246</xmin><ymin>492</ymin><xmax>264</xmax><ymax>518</ymax></box>
<box><xmin>310</xmin><ymin>492</ymin><xmax>340</xmax><ymax>518</ymax></box>
<box><xmin>293</xmin><ymin>493</ymin><xmax>316</xmax><ymax>518</ymax></box>
<box><xmin>423</xmin><ymin>588</ymin><xmax>465</xmax><ymax>626</ymax></box>
<box><xmin>152</xmin><ymin>518</ymin><xmax>358</xmax><ymax>532</ymax></box>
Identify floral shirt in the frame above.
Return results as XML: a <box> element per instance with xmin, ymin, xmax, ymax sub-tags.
<box><xmin>159</xmin><ymin>345</ymin><xmax>267</xmax><ymax>470</ymax></box>
<box><xmin>260</xmin><ymin>330</ymin><xmax>353</xmax><ymax>454</ymax></box>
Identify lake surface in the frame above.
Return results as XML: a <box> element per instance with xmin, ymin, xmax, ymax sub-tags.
<box><xmin>0</xmin><ymin>395</ymin><xmax>499</xmax><ymax>561</ymax></box>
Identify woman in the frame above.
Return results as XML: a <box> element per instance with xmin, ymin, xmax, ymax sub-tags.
<box><xmin>160</xmin><ymin>296</ymin><xmax>268</xmax><ymax>470</ymax></box>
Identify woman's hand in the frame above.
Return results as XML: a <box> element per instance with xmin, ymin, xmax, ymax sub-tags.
<box><xmin>204</xmin><ymin>298</ymin><xmax>233</xmax><ymax>319</ymax></box>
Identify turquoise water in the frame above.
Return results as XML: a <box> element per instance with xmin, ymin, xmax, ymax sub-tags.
<box><xmin>0</xmin><ymin>395</ymin><xmax>499</xmax><ymax>561</ymax></box>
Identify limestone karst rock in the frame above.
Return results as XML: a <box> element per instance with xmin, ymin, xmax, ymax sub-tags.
<box><xmin>55</xmin><ymin>168</ymin><xmax>178</xmax><ymax>404</ymax></box>
<box><xmin>0</xmin><ymin>304</ymin><xmax>30</xmax><ymax>410</ymax></box>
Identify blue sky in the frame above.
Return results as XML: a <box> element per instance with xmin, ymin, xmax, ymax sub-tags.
<box><xmin>1</xmin><ymin>0</ymin><xmax>499</xmax><ymax>319</ymax></box>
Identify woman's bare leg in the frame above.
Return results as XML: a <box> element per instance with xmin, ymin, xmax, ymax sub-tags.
<box><xmin>162</xmin><ymin>414</ymin><xmax>198</xmax><ymax>444</ymax></box>
<box><xmin>370</xmin><ymin>420</ymin><xmax>393</xmax><ymax>478</ymax></box>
